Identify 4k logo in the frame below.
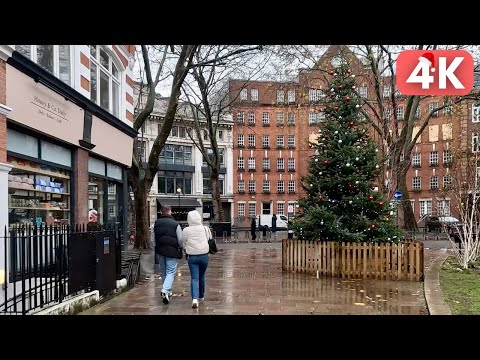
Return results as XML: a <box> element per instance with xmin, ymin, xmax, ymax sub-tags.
<box><xmin>397</xmin><ymin>50</ymin><xmax>473</xmax><ymax>95</ymax></box>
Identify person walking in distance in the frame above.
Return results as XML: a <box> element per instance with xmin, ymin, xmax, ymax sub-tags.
<box><xmin>271</xmin><ymin>213</ymin><xmax>277</xmax><ymax>242</ymax></box>
<box><xmin>182</xmin><ymin>210</ymin><xmax>210</xmax><ymax>309</ymax></box>
<box><xmin>250</xmin><ymin>217</ymin><xmax>257</xmax><ymax>242</ymax></box>
<box><xmin>154</xmin><ymin>205</ymin><xmax>183</xmax><ymax>304</ymax></box>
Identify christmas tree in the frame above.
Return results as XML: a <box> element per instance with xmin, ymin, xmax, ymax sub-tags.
<box><xmin>294</xmin><ymin>66</ymin><xmax>402</xmax><ymax>243</ymax></box>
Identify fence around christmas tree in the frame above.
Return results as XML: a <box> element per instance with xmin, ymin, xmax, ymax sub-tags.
<box><xmin>282</xmin><ymin>239</ymin><xmax>424</xmax><ymax>281</ymax></box>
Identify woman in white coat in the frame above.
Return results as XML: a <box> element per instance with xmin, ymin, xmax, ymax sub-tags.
<box><xmin>182</xmin><ymin>210</ymin><xmax>211</xmax><ymax>308</ymax></box>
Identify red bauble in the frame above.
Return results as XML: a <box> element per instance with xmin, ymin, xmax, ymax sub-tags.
<box><xmin>348</xmin><ymin>184</ymin><xmax>352</xmax><ymax>188</ymax></box>
<box><xmin>347</xmin><ymin>69</ymin><xmax>352</xmax><ymax>74</ymax></box>
<box><xmin>348</xmin><ymin>121</ymin><xmax>354</xmax><ymax>127</ymax></box>
<box><xmin>318</xmin><ymin>195</ymin><xmax>323</xmax><ymax>200</ymax></box>
<box><xmin>338</xmin><ymin>85</ymin><xmax>342</xmax><ymax>90</ymax></box>
<box><xmin>368</xmin><ymin>195</ymin><xmax>373</xmax><ymax>201</ymax></box>
<box><xmin>308</xmin><ymin>143</ymin><xmax>313</xmax><ymax>148</ymax></box>
<box><xmin>322</xmin><ymin>107</ymin><xmax>327</xmax><ymax>111</ymax></box>
<box><xmin>370</xmin><ymin>224</ymin><xmax>376</xmax><ymax>229</ymax></box>
<box><xmin>379</xmin><ymin>201</ymin><xmax>384</xmax><ymax>206</ymax></box>
<box><xmin>351</xmin><ymin>85</ymin><xmax>355</xmax><ymax>90</ymax></box>
<box><xmin>334</xmin><ymin>106</ymin><xmax>339</xmax><ymax>111</ymax></box>
<box><xmin>329</xmin><ymin>71</ymin><xmax>335</xmax><ymax>75</ymax></box>
<box><xmin>345</xmin><ymin>96</ymin><xmax>350</xmax><ymax>102</ymax></box>
<box><xmin>324</xmin><ymin>160</ymin><xmax>329</xmax><ymax>165</ymax></box>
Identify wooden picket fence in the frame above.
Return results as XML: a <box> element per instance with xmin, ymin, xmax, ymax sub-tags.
<box><xmin>282</xmin><ymin>239</ymin><xmax>424</xmax><ymax>281</ymax></box>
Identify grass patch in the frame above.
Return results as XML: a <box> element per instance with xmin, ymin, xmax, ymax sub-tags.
<box><xmin>439</xmin><ymin>256</ymin><xmax>480</xmax><ymax>315</ymax></box>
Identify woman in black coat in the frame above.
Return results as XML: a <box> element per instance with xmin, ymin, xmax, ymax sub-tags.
<box><xmin>250</xmin><ymin>217</ymin><xmax>257</xmax><ymax>241</ymax></box>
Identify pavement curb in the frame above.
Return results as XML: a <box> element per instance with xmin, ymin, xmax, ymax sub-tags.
<box><xmin>424</xmin><ymin>251</ymin><xmax>452</xmax><ymax>315</ymax></box>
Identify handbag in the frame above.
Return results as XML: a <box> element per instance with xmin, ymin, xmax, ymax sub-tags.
<box><xmin>204</xmin><ymin>226</ymin><xmax>218</xmax><ymax>254</ymax></box>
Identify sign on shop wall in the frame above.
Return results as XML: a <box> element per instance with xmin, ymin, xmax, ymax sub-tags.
<box><xmin>6</xmin><ymin>64</ymin><xmax>84</xmax><ymax>145</ymax></box>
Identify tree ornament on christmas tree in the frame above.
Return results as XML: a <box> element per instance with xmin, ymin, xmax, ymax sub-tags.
<box><xmin>370</xmin><ymin>224</ymin><xmax>376</xmax><ymax>229</ymax></box>
<box><xmin>334</xmin><ymin>106</ymin><xmax>339</xmax><ymax>111</ymax></box>
<box><xmin>368</xmin><ymin>195</ymin><xmax>373</xmax><ymax>201</ymax></box>
<box><xmin>318</xmin><ymin>195</ymin><xmax>323</xmax><ymax>200</ymax></box>
<box><xmin>315</xmin><ymin>158</ymin><xmax>318</xmax><ymax>162</ymax></box>
<box><xmin>319</xmin><ymin>172</ymin><xmax>322</xmax><ymax>175</ymax></box>
<box><xmin>345</xmin><ymin>96</ymin><xmax>350</xmax><ymax>102</ymax></box>
<box><xmin>338</xmin><ymin>85</ymin><xmax>342</xmax><ymax>89</ymax></box>
<box><xmin>355</xmin><ymin>104</ymin><xmax>360</xmax><ymax>108</ymax></box>
<box><xmin>330</xmin><ymin>88</ymin><xmax>334</xmax><ymax>92</ymax></box>
<box><xmin>347</xmin><ymin>69</ymin><xmax>352</xmax><ymax>74</ymax></box>
<box><xmin>346</xmin><ymin>163</ymin><xmax>350</xmax><ymax>166</ymax></box>
<box><xmin>348</xmin><ymin>184</ymin><xmax>352</xmax><ymax>188</ymax></box>
<box><xmin>351</xmin><ymin>85</ymin><xmax>355</xmax><ymax>89</ymax></box>
<box><xmin>351</xmin><ymin>74</ymin><xmax>355</xmax><ymax>78</ymax></box>
<box><xmin>323</xmin><ymin>160</ymin><xmax>328</xmax><ymax>165</ymax></box>
<box><xmin>348</xmin><ymin>121</ymin><xmax>354</xmax><ymax>127</ymax></box>
<box><xmin>379</xmin><ymin>202</ymin><xmax>384</xmax><ymax>206</ymax></box>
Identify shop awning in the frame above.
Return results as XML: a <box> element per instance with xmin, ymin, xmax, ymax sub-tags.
<box><xmin>156</xmin><ymin>198</ymin><xmax>201</xmax><ymax>208</ymax></box>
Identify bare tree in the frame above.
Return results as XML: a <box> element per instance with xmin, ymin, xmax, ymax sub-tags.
<box><xmin>438</xmin><ymin>151</ymin><xmax>480</xmax><ymax>269</ymax></box>
<box><xmin>180</xmin><ymin>45</ymin><xmax>265</xmax><ymax>222</ymax></box>
<box><xmin>130</xmin><ymin>45</ymin><xmax>198</xmax><ymax>249</ymax></box>
<box><xmin>356</xmin><ymin>45</ymin><xmax>480</xmax><ymax>230</ymax></box>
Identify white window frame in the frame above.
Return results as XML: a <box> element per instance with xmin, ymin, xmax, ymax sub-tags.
<box><xmin>309</xmin><ymin>88</ymin><xmax>318</xmax><ymax>102</ymax></box>
<box><xmin>237</xmin><ymin>111</ymin><xmax>245</xmax><ymax>124</ymax></box>
<box><xmin>415</xmin><ymin>107</ymin><xmax>421</xmax><ymax>119</ymax></box>
<box><xmin>359</xmin><ymin>85</ymin><xmax>368</xmax><ymax>98</ymax></box>
<box><xmin>240</xmin><ymin>88</ymin><xmax>248</xmax><ymax>101</ymax></box>
<box><xmin>251</xmin><ymin>89</ymin><xmax>258</xmax><ymax>102</ymax></box>
<box><xmin>277</xmin><ymin>202</ymin><xmax>285</xmax><ymax>215</ymax></box>
<box><xmin>237</xmin><ymin>157</ymin><xmax>244</xmax><ymax>170</ymax></box>
<box><xmin>412</xmin><ymin>153</ymin><xmax>421</xmax><ymax>167</ymax></box>
<box><xmin>277</xmin><ymin>90</ymin><xmax>284</xmax><ymax>103</ymax></box>
<box><xmin>429</xmin><ymin>102</ymin><xmax>439</xmax><ymax>117</ymax></box>
<box><xmin>237</xmin><ymin>134</ymin><xmax>244</xmax><ymax>147</ymax></box>
<box><xmin>262</xmin><ymin>135</ymin><xmax>270</xmax><ymax>148</ymax></box>
<box><xmin>288</xmin><ymin>135</ymin><xmax>295</xmax><ymax>148</ymax></box>
<box><xmin>248</xmin><ymin>112</ymin><xmax>255</xmax><ymax>125</ymax></box>
<box><xmin>262</xmin><ymin>112</ymin><xmax>270</xmax><ymax>125</ymax></box>
<box><xmin>277</xmin><ymin>180</ymin><xmax>284</xmax><ymax>193</ymax></box>
<box><xmin>396</xmin><ymin>106</ymin><xmax>404</xmax><ymax>120</ymax></box>
<box><xmin>248</xmin><ymin>157</ymin><xmax>255</xmax><ymax>170</ymax></box>
<box><xmin>238</xmin><ymin>180</ymin><xmax>245</xmax><ymax>193</ymax></box>
<box><xmin>238</xmin><ymin>203</ymin><xmax>246</xmax><ymax>217</ymax></box>
<box><xmin>443</xmin><ymin>150</ymin><xmax>452</xmax><ymax>164</ymax></box>
<box><xmin>248</xmin><ymin>134</ymin><xmax>255</xmax><ymax>147</ymax></box>
<box><xmin>413</xmin><ymin>176</ymin><xmax>421</xmax><ymax>190</ymax></box>
<box><xmin>248</xmin><ymin>202</ymin><xmax>256</xmax><ymax>217</ymax></box>
<box><xmin>472</xmin><ymin>104</ymin><xmax>480</xmax><ymax>123</ymax></box>
<box><xmin>263</xmin><ymin>180</ymin><xmax>270</xmax><ymax>192</ymax></box>
<box><xmin>473</xmin><ymin>132</ymin><xmax>479</xmax><ymax>153</ymax></box>
<box><xmin>383</xmin><ymin>85</ymin><xmax>391</xmax><ymax>98</ymax></box>
<box><xmin>443</xmin><ymin>175</ymin><xmax>452</xmax><ymax>189</ymax></box>
<box><xmin>263</xmin><ymin>158</ymin><xmax>270</xmax><ymax>170</ymax></box>
<box><xmin>438</xmin><ymin>199</ymin><xmax>451</xmax><ymax>216</ymax></box>
<box><xmin>277</xmin><ymin>113</ymin><xmax>284</xmax><ymax>125</ymax></box>
<box><xmin>16</xmin><ymin>45</ymin><xmax>73</xmax><ymax>86</ymax></box>
<box><xmin>248</xmin><ymin>180</ymin><xmax>256</xmax><ymax>194</ymax></box>
<box><xmin>288</xmin><ymin>158</ymin><xmax>295</xmax><ymax>171</ymax></box>
<box><xmin>419</xmin><ymin>199</ymin><xmax>432</xmax><ymax>217</ymax></box>
<box><xmin>89</xmin><ymin>45</ymin><xmax>122</xmax><ymax>117</ymax></box>
<box><xmin>288</xmin><ymin>90</ymin><xmax>295</xmax><ymax>103</ymax></box>
<box><xmin>309</xmin><ymin>112</ymin><xmax>317</xmax><ymax>125</ymax></box>
<box><xmin>288</xmin><ymin>180</ymin><xmax>295</xmax><ymax>193</ymax></box>
<box><xmin>430</xmin><ymin>176</ymin><xmax>439</xmax><ymax>189</ymax></box>
<box><xmin>277</xmin><ymin>135</ymin><xmax>284</xmax><ymax>148</ymax></box>
<box><xmin>287</xmin><ymin>113</ymin><xmax>295</xmax><ymax>125</ymax></box>
<box><xmin>277</xmin><ymin>158</ymin><xmax>284</xmax><ymax>171</ymax></box>
<box><xmin>318</xmin><ymin>111</ymin><xmax>326</xmax><ymax>121</ymax></box>
<box><xmin>429</xmin><ymin>151</ymin><xmax>438</xmax><ymax>166</ymax></box>
<box><xmin>444</xmin><ymin>101</ymin><xmax>452</xmax><ymax>116</ymax></box>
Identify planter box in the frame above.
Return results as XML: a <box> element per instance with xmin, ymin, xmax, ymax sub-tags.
<box><xmin>282</xmin><ymin>239</ymin><xmax>424</xmax><ymax>281</ymax></box>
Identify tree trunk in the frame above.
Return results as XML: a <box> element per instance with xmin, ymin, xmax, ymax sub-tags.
<box><xmin>211</xmin><ymin>170</ymin><xmax>224</xmax><ymax>222</ymax></box>
<box><xmin>133</xmin><ymin>182</ymin><xmax>150</xmax><ymax>249</ymax></box>
<box><xmin>398</xmin><ymin>167</ymin><xmax>417</xmax><ymax>231</ymax></box>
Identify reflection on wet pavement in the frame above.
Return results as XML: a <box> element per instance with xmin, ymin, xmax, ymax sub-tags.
<box><xmin>81</xmin><ymin>243</ymin><xmax>428</xmax><ymax>315</ymax></box>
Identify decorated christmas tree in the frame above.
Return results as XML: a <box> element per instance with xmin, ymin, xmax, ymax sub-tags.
<box><xmin>294</xmin><ymin>66</ymin><xmax>402</xmax><ymax>243</ymax></box>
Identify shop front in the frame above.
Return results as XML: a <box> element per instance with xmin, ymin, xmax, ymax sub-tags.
<box><xmin>4</xmin><ymin>52</ymin><xmax>136</xmax><ymax>241</ymax></box>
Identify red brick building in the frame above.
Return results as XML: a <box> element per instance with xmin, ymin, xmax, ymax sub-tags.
<box><xmin>230</xmin><ymin>45</ymin><xmax>474</xmax><ymax>227</ymax></box>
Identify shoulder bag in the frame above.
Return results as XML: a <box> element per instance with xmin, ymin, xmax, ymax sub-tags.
<box><xmin>204</xmin><ymin>226</ymin><xmax>218</xmax><ymax>254</ymax></box>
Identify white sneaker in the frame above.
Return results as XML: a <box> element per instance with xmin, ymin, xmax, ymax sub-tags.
<box><xmin>199</xmin><ymin>298</ymin><xmax>204</xmax><ymax>301</ymax></box>
<box><xmin>192</xmin><ymin>299</ymin><xmax>199</xmax><ymax>308</ymax></box>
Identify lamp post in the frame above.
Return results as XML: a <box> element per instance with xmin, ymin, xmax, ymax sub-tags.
<box><xmin>177</xmin><ymin>187</ymin><xmax>182</xmax><ymax>220</ymax></box>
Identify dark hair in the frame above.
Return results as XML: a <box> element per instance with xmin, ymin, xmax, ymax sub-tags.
<box><xmin>160</xmin><ymin>205</ymin><xmax>172</xmax><ymax>214</ymax></box>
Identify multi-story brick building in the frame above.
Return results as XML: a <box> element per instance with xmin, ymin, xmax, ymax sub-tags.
<box><xmin>230</xmin><ymin>45</ymin><xmax>477</xmax><ymax>227</ymax></box>
<box><xmin>0</xmin><ymin>45</ymin><xmax>137</xmax><ymax>277</ymax></box>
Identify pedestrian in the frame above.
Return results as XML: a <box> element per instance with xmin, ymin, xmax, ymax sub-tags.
<box><xmin>154</xmin><ymin>205</ymin><xmax>183</xmax><ymax>305</ymax></box>
<box><xmin>250</xmin><ymin>217</ymin><xmax>256</xmax><ymax>241</ymax></box>
<box><xmin>181</xmin><ymin>210</ymin><xmax>210</xmax><ymax>309</ymax></box>
<box><xmin>271</xmin><ymin>213</ymin><xmax>277</xmax><ymax>241</ymax></box>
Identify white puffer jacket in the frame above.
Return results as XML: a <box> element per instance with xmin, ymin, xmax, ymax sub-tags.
<box><xmin>182</xmin><ymin>210</ymin><xmax>210</xmax><ymax>255</ymax></box>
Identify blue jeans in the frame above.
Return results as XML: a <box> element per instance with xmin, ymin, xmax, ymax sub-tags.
<box><xmin>188</xmin><ymin>254</ymin><xmax>209</xmax><ymax>300</ymax></box>
<box><xmin>157</xmin><ymin>254</ymin><xmax>177</xmax><ymax>294</ymax></box>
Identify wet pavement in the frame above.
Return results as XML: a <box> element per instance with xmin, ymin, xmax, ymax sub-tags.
<box><xmin>81</xmin><ymin>242</ymin><xmax>429</xmax><ymax>315</ymax></box>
